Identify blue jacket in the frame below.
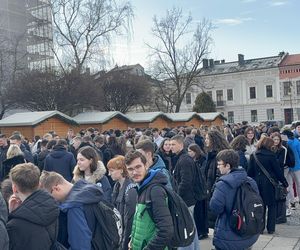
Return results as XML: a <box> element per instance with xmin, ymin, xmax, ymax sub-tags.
<box><xmin>287</xmin><ymin>138</ymin><xmax>300</xmax><ymax>171</ymax></box>
<box><xmin>151</xmin><ymin>154</ymin><xmax>173</xmax><ymax>189</ymax></box>
<box><xmin>44</xmin><ymin>145</ymin><xmax>76</xmax><ymax>182</ymax></box>
<box><xmin>210</xmin><ymin>168</ymin><xmax>260</xmax><ymax>250</ymax></box>
<box><xmin>60</xmin><ymin>180</ymin><xmax>103</xmax><ymax>250</ymax></box>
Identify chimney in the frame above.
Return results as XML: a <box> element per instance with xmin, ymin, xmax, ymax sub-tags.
<box><xmin>238</xmin><ymin>54</ymin><xmax>245</xmax><ymax>65</ymax></box>
<box><xmin>209</xmin><ymin>59</ymin><xmax>214</xmax><ymax>67</ymax></box>
<box><xmin>221</xmin><ymin>59</ymin><xmax>225</xmax><ymax>64</ymax></box>
<box><xmin>203</xmin><ymin>59</ymin><xmax>209</xmax><ymax>69</ymax></box>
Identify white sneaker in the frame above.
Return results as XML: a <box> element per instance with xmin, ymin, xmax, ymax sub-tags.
<box><xmin>286</xmin><ymin>208</ymin><xmax>292</xmax><ymax>217</ymax></box>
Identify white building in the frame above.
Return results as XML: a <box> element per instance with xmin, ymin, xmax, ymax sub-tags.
<box><xmin>181</xmin><ymin>54</ymin><xmax>286</xmax><ymax>124</ymax></box>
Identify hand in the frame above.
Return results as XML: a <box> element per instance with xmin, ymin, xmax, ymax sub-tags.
<box><xmin>128</xmin><ymin>239</ymin><xmax>132</xmax><ymax>250</ymax></box>
<box><xmin>8</xmin><ymin>195</ymin><xmax>22</xmax><ymax>213</ymax></box>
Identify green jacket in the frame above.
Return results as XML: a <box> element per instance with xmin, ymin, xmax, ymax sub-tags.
<box><xmin>130</xmin><ymin>169</ymin><xmax>173</xmax><ymax>250</ymax></box>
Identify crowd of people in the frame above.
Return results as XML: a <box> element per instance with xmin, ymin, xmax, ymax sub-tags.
<box><xmin>0</xmin><ymin>120</ymin><xmax>299</xmax><ymax>250</ymax></box>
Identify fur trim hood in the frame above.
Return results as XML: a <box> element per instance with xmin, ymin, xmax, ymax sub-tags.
<box><xmin>73</xmin><ymin>161</ymin><xmax>106</xmax><ymax>184</ymax></box>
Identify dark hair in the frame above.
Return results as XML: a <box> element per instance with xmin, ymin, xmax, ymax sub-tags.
<box><xmin>256</xmin><ymin>137</ymin><xmax>274</xmax><ymax>151</ymax></box>
<box><xmin>244</xmin><ymin>127</ymin><xmax>256</xmax><ymax>144</ymax></box>
<box><xmin>9</xmin><ymin>134</ymin><xmax>22</xmax><ymax>141</ymax></box>
<box><xmin>1</xmin><ymin>178</ymin><xmax>13</xmax><ymax>205</ymax></box>
<box><xmin>125</xmin><ymin>150</ymin><xmax>147</xmax><ymax>166</ymax></box>
<box><xmin>77</xmin><ymin>146</ymin><xmax>99</xmax><ymax>173</ymax></box>
<box><xmin>56</xmin><ymin>139</ymin><xmax>68</xmax><ymax>146</ymax></box>
<box><xmin>188</xmin><ymin>143</ymin><xmax>205</xmax><ymax>160</ymax></box>
<box><xmin>135</xmin><ymin>139</ymin><xmax>155</xmax><ymax>155</ymax></box>
<box><xmin>230</xmin><ymin>135</ymin><xmax>248</xmax><ymax>151</ymax></box>
<box><xmin>158</xmin><ymin>138</ymin><xmax>170</xmax><ymax>153</ymax></box>
<box><xmin>216</xmin><ymin>149</ymin><xmax>239</xmax><ymax>169</ymax></box>
<box><xmin>40</xmin><ymin>139</ymin><xmax>49</xmax><ymax>147</ymax></box>
<box><xmin>170</xmin><ymin>135</ymin><xmax>184</xmax><ymax>144</ymax></box>
<box><xmin>267</xmin><ymin>126</ymin><xmax>280</xmax><ymax>135</ymax></box>
<box><xmin>46</xmin><ymin>140</ymin><xmax>57</xmax><ymax>150</ymax></box>
<box><xmin>94</xmin><ymin>135</ymin><xmax>105</xmax><ymax>144</ymax></box>
<box><xmin>206</xmin><ymin>130</ymin><xmax>230</xmax><ymax>152</ymax></box>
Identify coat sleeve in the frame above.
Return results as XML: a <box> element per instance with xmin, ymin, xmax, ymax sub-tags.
<box><xmin>270</xmin><ymin>155</ymin><xmax>288</xmax><ymax>187</ymax></box>
<box><xmin>178</xmin><ymin>157</ymin><xmax>194</xmax><ymax>198</ymax></box>
<box><xmin>247</xmin><ymin>155</ymin><xmax>255</xmax><ymax>178</ymax></box>
<box><xmin>209</xmin><ymin>181</ymin><xmax>227</xmax><ymax>215</ymax></box>
<box><xmin>67</xmin><ymin>207</ymin><xmax>92</xmax><ymax>250</ymax></box>
<box><xmin>144</xmin><ymin>186</ymin><xmax>173</xmax><ymax>250</ymax></box>
<box><xmin>122</xmin><ymin>188</ymin><xmax>137</xmax><ymax>250</ymax></box>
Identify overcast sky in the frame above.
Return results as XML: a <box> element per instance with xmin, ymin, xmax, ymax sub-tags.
<box><xmin>110</xmin><ymin>0</ymin><xmax>299</xmax><ymax>69</ymax></box>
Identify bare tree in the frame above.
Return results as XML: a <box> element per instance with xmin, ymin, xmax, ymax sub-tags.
<box><xmin>10</xmin><ymin>70</ymin><xmax>104</xmax><ymax>115</ymax></box>
<box><xmin>50</xmin><ymin>0</ymin><xmax>133</xmax><ymax>73</ymax></box>
<box><xmin>100</xmin><ymin>70</ymin><xmax>151</xmax><ymax>113</ymax></box>
<box><xmin>147</xmin><ymin>8</ymin><xmax>213</xmax><ymax>112</ymax></box>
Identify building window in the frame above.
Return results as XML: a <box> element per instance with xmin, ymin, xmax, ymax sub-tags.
<box><xmin>266</xmin><ymin>85</ymin><xmax>273</xmax><ymax>98</ymax></box>
<box><xmin>216</xmin><ymin>90</ymin><xmax>224</xmax><ymax>106</ymax></box>
<box><xmin>283</xmin><ymin>81</ymin><xmax>291</xmax><ymax>96</ymax></box>
<box><xmin>267</xmin><ymin>109</ymin><xmax>274</xmax><ymax>120</ymax></box>
<box><xmin>249</xmin><ymin>87</ymin><xmax>256</xmax><ymax>99</ymax></box>
<box><xmin>297</xmin><ymin>81</ymin><xmax>300</xmax><ymax>95</ymax></box>
<box><xmin>206</xmin><ymin>91</ymin><xmax>213</xmax><ymax>99</ymax></box>
<box><xmin>228</xmin><ymin>111</ymin><xmax>234</xmax><ymax>123</ymax></box>
<box><xmin>251</xmin><ymin>110</ymin><xmax>258</xmax><ymax>122</ymax></box>
<box><xmin>186</xmin><ymin>93</ymin><xmax>192</xmax><ymax>104</ymax></box>
<box><xmin>227</xmin><ymin>89</ymin><xmax>233</xmax><ymax>101</ymax></box>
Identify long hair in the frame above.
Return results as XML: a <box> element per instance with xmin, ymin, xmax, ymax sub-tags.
<box><xmin>207</xmin><ymin>130</ymin><xmax>230</xmax><ymax>152</ymax></box>
<box><xmin>230</xmin><ymin>135</ymin><xmax>248</xmax><ymax>151</ymax></box>
<box><xmin>270</xmin><ymin>132</ymin><xmax>283</xmax><ymax>151</ymax></box>
<box><xmin>256</xmin><ymin>137</ymin><xmax>274</xmax><ymax>151</ymax></box>
<box><xmin>7</xmin><ymin>144</ymin><xmax>23</xmax><ymax>159</ymax></box>
<box><xmin>188</xmin><ymin>143</ymin><xmax>205</xmax><ymax>160</ymax></box>
<box><xmin>77</xmin><ymin>146</ymin><xmax>99</xmax><ymax>173</ymax></box>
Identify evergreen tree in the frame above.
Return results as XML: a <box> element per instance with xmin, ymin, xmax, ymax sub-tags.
<box><xmin>193</xmin><ymin>92</ymin><xmax>216</xmax><ymax>112</ymax></box>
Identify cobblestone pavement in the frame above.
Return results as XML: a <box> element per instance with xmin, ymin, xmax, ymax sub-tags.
<box><xmin>200</xmin><ymin>204</ymin><xmax>300</xmax><ymax>250</ymax></box>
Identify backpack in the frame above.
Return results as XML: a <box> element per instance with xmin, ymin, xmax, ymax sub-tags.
<box><xmin>146</xmin><ymin>184</ymin><xmax>195</xmax><ymax>248</ymax></box>
<box><xmin>90</xmin><ymin>201</ymin><xmax>123</xmax><ymax>250</ymax></box>
<box><xmin>193</xmin><ymin>161</ymin><xmax>208</xmax><ymax>201</ymax></box>
<box><xmin>229</xmin><ymin>180</ymin><xmax>264</xmax><ymax>237</ymax></box>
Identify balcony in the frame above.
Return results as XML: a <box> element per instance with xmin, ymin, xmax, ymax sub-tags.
<box><xmin>215</xmin><ymin>100</ymin><xmax>226</xmax><ymax>107</ymax></box>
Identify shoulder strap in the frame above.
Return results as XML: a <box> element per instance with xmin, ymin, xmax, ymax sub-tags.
<box><xmin>283</xmin><ymin>146</ymin><xmax>288</xmax><ymax>165</ymax></box>
<box><xmin>253</xmin><ymin>153</ymin><xmax>277</xmax><ymax>187</ymax></box>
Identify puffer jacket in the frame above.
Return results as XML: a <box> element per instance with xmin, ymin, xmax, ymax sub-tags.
<box><xmin>0</xmin><ymin>193</ymin><xmax>9</xmax><ymax>250</ymax></box>
<box><xmin>7</xmin><ymin>190</ymin><xmax>59</xmax><ymax>250</ymax></box>
<box><xmin>131</xmin><ymin>170</ymin><xmax>173</xmax><ymax>250</ymax></box>
<box><xmin>210</xmin><ymin>168</ymin><xmax>260</xmax><ymax>250</ymax></box>
<box><xmin>287</xmin><ymin>138</ymin><xmax>300</xmax><ymax>171</ymax></box>
<box><xmin>73</xmin><ymin>161</ymin><xmax>112</xmax><ymax>202</ymax></box>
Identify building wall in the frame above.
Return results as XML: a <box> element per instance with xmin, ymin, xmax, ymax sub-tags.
<box><xmin>169</xmin><ymin>117</ymin><xmax>202</xmax><ymax>128</ymax></box>
<box><xmin>33</xmin><ymin>117</ymin><xmax>74</xmax><ymax>138</ymax></box>
<box><xmin>181</xmin><ymin>67</ymin><xmax>282</xmax><ymax>124</ymax></box>
<box><xmin>149</xmin><ymin>117</ymin><xmax>170</xmax><ymax>129</ymax></box>
<box><xmin>201</xmin><ymin>117</ymin><xmax>224</xmax><ymax>127</ymax></box>
<box><xmin>0</xmin><ymin>126</ymin><xmax>34</xmax><ymax>140</ymax></box>
<box><xmin>102</xmin><ymin>118</ymin><xmax>128</xmax><ymax>131</ymax></box>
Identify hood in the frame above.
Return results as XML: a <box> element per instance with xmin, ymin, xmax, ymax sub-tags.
<box><xmin>73</xmin><ymin>161</ymin><xmax>106</xmax><ymax>184</ymax></box>
<box><xmin>219</xmin><ymin>167</ymin><xmax>247</xmax><ymax>189</ymax></box>
<box><xmin>50</xmin><ymin>145</ymin><xmax>67</xmax><ymax>159</ymax></box>
<box><xmin>138</xmin><ymin>169</ymin><xmax>168</xmax><ymax>191</ymax></box>
<box><xmin>0</xmin><ymin>193</ymin><xmax>7</xmax><ymax>224</ymax></box>
<box><xmin>8</xmin><ymin>190</ymin><xmax>59</xmax><ymax>227</ymax></box>
<box><xmin>151</xmin><ymin>154</ymin><xmax>167</xmax><ymax>171</ymax></box>
<box><xmin>61</xmin><ymin>179</ymin><xmax>103</xmax><ymax>211</ymax></box>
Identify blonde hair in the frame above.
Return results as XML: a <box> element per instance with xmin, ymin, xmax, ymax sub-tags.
<box><xmin>7</xmin><ymin>144</ymin><xmax>23</xmax><ymax>159</ymax></box>
<box><xmin>40</xmin><ymin>171</ymin><xmax>65</xmax><ymax>192</ymax></box>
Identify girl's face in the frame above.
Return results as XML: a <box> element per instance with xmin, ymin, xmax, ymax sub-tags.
<box><xmin>205</xmin><ymin>134</ymin><xmax>210</xmax><ymax>147</ymax></box>
<box><xmin>246</xmin><ymin>131</ymin><xmax>255</xmax><ymax>140</ymax></box>
<box><xmin>109</xmin><ymin>168</ymin><xmax>123</xmax><ymax>181</ymax></box>
<box><xmin>77</xmin><ymin>153</ymin><xmax>92</xmax><ymax>172</ymax></box>
<box><xmin>273</xmin><ymin>136</ymin><xmax>281</xmax><ymax>146</ymax></box>
<box><xmin>163</xmin><ymin>140</ymin><xmax>171</xmax><ymax>153</ymax></box>
<box><xmin>188</xmin><ymin>149</ymin><xmax>196</xmax><ymax>159</ymax></box>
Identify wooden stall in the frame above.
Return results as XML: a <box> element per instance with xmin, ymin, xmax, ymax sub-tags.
<box><xmin>126</xmin><ymin>112</ymin><xmax>172</xmax><ymax>130</ymax></box>
<box><xmin>198</xmin><ymin>112</ymin><xmax>226</xmax><ymax>127</ymax></box>
<box><xmin>166</xmin><ymin>112</ymin><xmax>203</xmax><ymax>128</ymax></box>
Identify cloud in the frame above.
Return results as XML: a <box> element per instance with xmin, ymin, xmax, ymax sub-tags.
<box><xmin>269</xmin><ymin>1</ymin><xmax>288</xmax><ymax>6</ymax></box>
<box><xmin>214</xmin><ymin>17</ymin><xmax>253</xmax><ymax>26</ymax></box>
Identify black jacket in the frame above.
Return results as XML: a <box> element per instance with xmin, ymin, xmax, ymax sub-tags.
<box><xmin>205</xmin><ymin>151</ymin><xmax>219</xmax><ymax>194</ymax></box>
<box><xmin>157</xmin><ymin>150</ymin><xmax>173</xmax><ymax>172</ymax></box>
<box><xmin>6</xmin><ymin>190</ymin><xmax>59</xmax><ymax>250</ymax></box>
<box><xmin>2</xmin><ymin>155</ymin><xmax>25</xmax><ymax>180</ymax></box>
<box><xmin>44</xmin><ymin>145</ymin><xmax>76</xmax><ymax>182</ymax></box>
<box><xmin>248</xmin><ymin>148</ymin><xmax>288</xmax><ymax>205</ymax></box>
<box><xmin>0</xmin><ymin>193</ymin><xmax>9</xmax><ymax>250</ymax></box>
<box><xmin>173</xmin><ymin>150</ymin><xmax>196</xmax><ymax>207</ymax></box>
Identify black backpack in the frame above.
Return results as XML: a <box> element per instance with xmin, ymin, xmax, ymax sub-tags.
<box><xmin>193</xmin><ymin>161</ymin><xmax>208</xmax><ymax>201</ymax></box>
<box><xmin>146</xmin><ymin>184</ymin><xmax>195</xmax><ymax>248</ymax></box>
<box><xmin>89</xmin><ymin>201</ymin><xmax>123</xmax><ymax>250</ymax></box>
<box><xmin>229</xmin><ymin>180</ymin><xmax>264</xmax><ymax>237</ymax></box>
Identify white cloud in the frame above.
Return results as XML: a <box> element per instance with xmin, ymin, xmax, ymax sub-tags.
<box><xmin>214</xmin><ymin>17</ymin><xmax>253</xmax><ymax>26</ymax></box>
<box><xmin>269</xmin><ymin>1</ymin><xmax>288</xmax><ymax>6</ymax></box>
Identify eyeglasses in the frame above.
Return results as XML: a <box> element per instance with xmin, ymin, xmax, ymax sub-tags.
<box><xmin>127</xmin><ymin>164</ymin><xmax>143</xmax><ymax>173</ymax></box>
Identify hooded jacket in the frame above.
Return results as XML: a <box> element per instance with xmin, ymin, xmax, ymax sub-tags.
<box><xmin>0</xmin><ymin>193</ymin><xmax>9</xmax><ymax>250</ymax></box>
<box><xmin>151</xmin><ymin>154</ymin><xmax>173</xmax><ymax>190</ymax></box>
<box><xmin>287</xmin><ymin>138</ymin><xmax>300</xmax><ymax>171</ymax></box>
<box><xmin>131</xmin><ymin>170</ymin><xmax>173</xmax><ymax>250</ymax></box>
<box><xmin>44</xmin><ymin>144</ymin><xmax>76</xmax><ymax>182</ymax></box>
<box><xmin>2</xmin><ymin>155</ymin><xmax>25</xmax><ymax>179</ymax></box>
<box><xmin>6</xmin><ymin>190</ymin><xmax>59</xmax><ymax>250</ymax></box>
<box><xmin>60</xmin><ymin>180</ymin><xmax>104</xmax><ymax>250</ymax></box>
<box><xmin>72</xmin><ymin>161</ymin><xmax>112</xmax><ymax>202</ymax></box>
<box><xmin>210</xmin><ymin>168</ymin><xmax>260</xmax><ymax>250</ymax></box>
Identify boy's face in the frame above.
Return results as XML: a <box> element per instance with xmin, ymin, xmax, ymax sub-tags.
<box><xmin>217</xmin><ymin>161</ymin><xmax>231</xmax><ymax>175</ymax></box>
<box><xmin>48</xmin><ymin>184</ymin><xmax>68</xmax><ymax>202</ymax></box>
<box><xmin>126</xmin><ymin>157</ymin><xmax>148</xmax><ymax>183</ymax></box>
